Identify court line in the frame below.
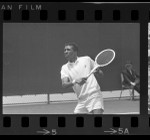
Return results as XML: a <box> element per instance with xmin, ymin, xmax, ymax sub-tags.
<box><xmin>110</xmin><ymin>112</ymin><xmax>139</xmax><ymax>114</ymax></box>
<box><xmin>3</xmin><ymin>95</ymin><xmax>140</xmax><ymax>106</ymax></box>
<box><xmin>3</xmin><ymin>96</ymin><xmax>140</xmax><ymax>107</ymax></box>
<box><xmin>3</xmin><ymin>100</ymin><xmax>77</xmax><ymax>107</ymax></box>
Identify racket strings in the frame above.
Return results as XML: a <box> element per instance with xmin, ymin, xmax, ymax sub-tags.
<box><xmin>96</xmin><ymin>51</ymin><xmax>114</xmax><ymax>65</ymax></box>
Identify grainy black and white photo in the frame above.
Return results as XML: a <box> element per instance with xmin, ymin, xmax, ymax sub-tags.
<box><xmin>3</xmin><ymin>23</ymin><xmax>140</xmax><ymax>114</ymax></box>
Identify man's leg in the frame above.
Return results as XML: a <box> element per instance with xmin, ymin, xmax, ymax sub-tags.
<box><xmin>134</xmin><ymin>84</ymin><xmax>140</xmax><ymax>94</ymax></box>
<box><xmin>87</xmin><ymin>95</ymin><xmax>104</xmax><ymax>114</ymax></box>
<box><xmin>74</xmin><ymin>102</ymin><xmax>88</xmax><ymax>114</ymax></box>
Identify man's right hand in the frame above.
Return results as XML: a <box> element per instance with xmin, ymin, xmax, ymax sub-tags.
<box><xmin>75</xmin><ymin>78</ymin><xmax>87</xmax><ymax>86</ymax></box>
<box><xmin>130</xmin><ymin>82</ymin><xmax>136</xmax><ymax>86</ymax></box>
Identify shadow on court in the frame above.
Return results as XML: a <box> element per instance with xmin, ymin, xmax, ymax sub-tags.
<box><xmin>3</xmin><ymin>98</ymin><xmax>139</xmax><ymax>114</ymax></box>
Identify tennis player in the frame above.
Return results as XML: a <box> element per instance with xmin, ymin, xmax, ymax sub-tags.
<box><xmin>60</xmin><ymin>43</ymin><xmax>104</xmax><ymax>114</ymax></box>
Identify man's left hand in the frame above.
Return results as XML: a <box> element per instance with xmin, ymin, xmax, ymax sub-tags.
<box><xmin>75</xmin><ymin>78</ymin><xmax>87</xmax><ymax>86</ymax></box>
<box><xmin>95</xmin><ymin>68</ymin><xmax>104</xmax><ymax>75</ymax></box>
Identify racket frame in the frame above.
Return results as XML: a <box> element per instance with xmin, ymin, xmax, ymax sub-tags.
<box><xmin>86</xmin><ymin>49</ymin><xmax>115</xmax><ymax>78</ymax></box>
<box><xmin>95</xmin><ymin>48</ymin><xmax>115</xmax><ymax>67</ymax></box>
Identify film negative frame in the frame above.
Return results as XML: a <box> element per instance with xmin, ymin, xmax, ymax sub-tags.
<box><xmin>0</xmin><ymin>2</ymin><xmax>149</xmax><ymax>135</ymax></box>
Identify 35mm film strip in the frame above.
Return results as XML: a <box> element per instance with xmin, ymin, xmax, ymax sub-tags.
<box><xmin>0</xmin><ymin>2</ymin><xmax>149</xmax><ymax>135</ymax></box>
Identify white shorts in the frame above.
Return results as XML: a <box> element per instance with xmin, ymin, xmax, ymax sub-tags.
<box><xmin>74</xmin><ymin>95</ymin><xmax>104</xmax><ymax>114</ymax></box>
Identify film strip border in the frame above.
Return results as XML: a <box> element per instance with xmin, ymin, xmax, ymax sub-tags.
<box><xmin>0</xmin><ymin>3</ymin><xmax>148</xmax><ymax>22</ymax></box>
<box><xmin>0</xmin><ymin>115</ymin><xmax>149</xmax><ymax>135</ymax></box>
<box><xmin>0</xmin><ymin>2</ymin><xmax>149</xmax><ymax>135</ymax></box>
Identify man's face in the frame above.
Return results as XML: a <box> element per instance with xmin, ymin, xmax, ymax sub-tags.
<box><xmin>126</xmin><ymin>64</ymin><xmax>132</xmax><ymax>70</ymax></box>
<box><xmin>64</xmin><ymin>45</ymin><xmax>75</xmax><ymax>60</ymax></box>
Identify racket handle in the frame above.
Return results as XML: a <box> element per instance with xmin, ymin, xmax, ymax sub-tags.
<box><xmin>86</xmin><ymin>72</ymin><xmax>93</xmax><ymax>79</ymax></box>
<box><xmin>86</xmin><ymin>65</ymin><xmax>100</xmax><ymax>79</ymax></box>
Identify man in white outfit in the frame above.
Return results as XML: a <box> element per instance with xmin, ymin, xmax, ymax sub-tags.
<box><xmin>60</xmin><ymin>43</ymin><xmax>104</xmax><ymax>114</ymax></box>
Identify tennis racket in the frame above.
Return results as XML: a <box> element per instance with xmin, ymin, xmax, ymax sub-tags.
<box><xmin>86</xmin><ymin>49</ymin><xmax>115</xmax><ymax>78</ymax></box>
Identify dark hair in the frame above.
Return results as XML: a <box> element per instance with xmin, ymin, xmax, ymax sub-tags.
<box><xmin>125</xmin><ymin>60</ymin><xmax>133</xmax><ymax>68</ymax></box>
<box><xmin>65</xmin><ymin>42</ymin><xmax>78</xmax><ymax>52</ymax></box>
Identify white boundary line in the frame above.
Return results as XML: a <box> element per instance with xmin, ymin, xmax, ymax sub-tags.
<box><xmin>3</xmin><ymin>90</ymin><xmax>140</xmax><ymax>106</ymax></box>
<box><xmin>3</xmin><ymin>96</ymin><xmax>140</xmax><ymax>107</ymax></box>
<box><xmin>110</xmin><ymin>112</ymin><xmax>139</xmax><ymax>114</ymax></box>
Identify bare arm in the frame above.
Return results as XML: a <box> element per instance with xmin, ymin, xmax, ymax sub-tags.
<box><xmin>62</xmin><ymin>77</ymin><xmax>87</xmax><ymax>88</ymax></box>
<box><xmin>94</xmin><ymin>67</ymin><xmax>104</xmax><ymax>76</ymax></box>
<box><xmin>62</xmin><ymin>77</ymin><xmax>74</xmax><ymax>88</ymax></box>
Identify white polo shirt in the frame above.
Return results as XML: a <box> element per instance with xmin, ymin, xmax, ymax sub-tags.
<box><xmin>61</xmin><ymin>56</ymin><xmax>101</xmax><ymax>101</ymax></box>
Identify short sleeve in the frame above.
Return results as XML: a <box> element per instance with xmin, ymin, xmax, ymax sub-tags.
<box><xmin>88</xmin><ymin>56</ymin><xmax>96</xmax><ymax>70</ymax></box>
<box><xmin>60</xmin><ymin>65</ymin><xmax>70</xmax><ymax>79</ymax></box>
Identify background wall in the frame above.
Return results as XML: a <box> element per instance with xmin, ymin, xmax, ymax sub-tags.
<box><xmin>3</xmin><ymin>23</ymin><xmax>140</xmax><ymax>96</ymax></box>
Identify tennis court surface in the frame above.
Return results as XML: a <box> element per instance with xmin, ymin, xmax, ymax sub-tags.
<box><xmin>3</xmin><ymin>97</ymin><xmax>139</xmax><ymax>114</ymax></box>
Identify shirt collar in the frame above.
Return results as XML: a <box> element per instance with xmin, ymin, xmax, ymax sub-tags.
<box><xmin>68</xmin><ymin>57</ymin><xmax>79</xmax><ymax>66</ymax></box>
